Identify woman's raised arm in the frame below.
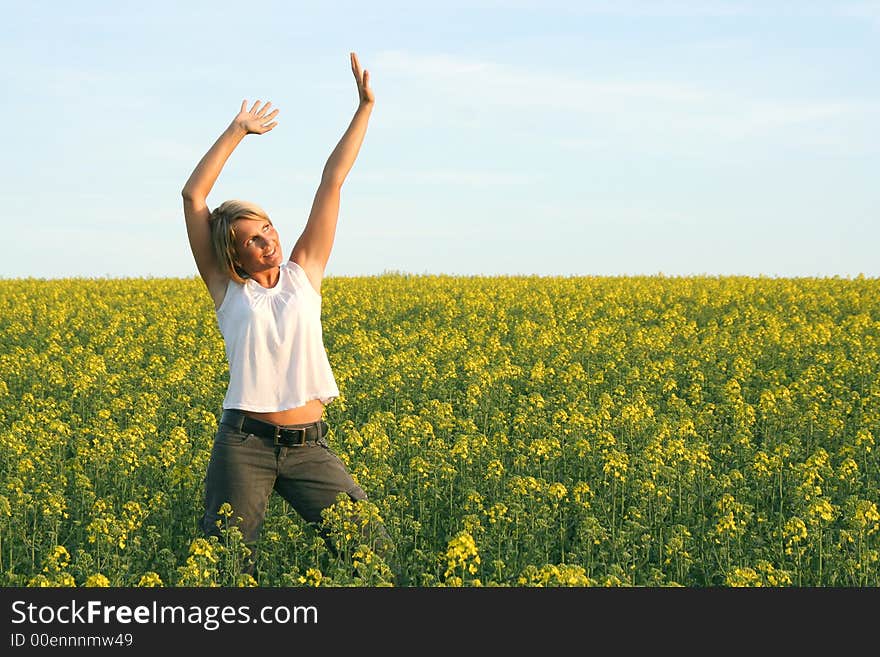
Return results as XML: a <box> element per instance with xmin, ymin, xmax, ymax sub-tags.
<box><xmin>290</xmin><ymin>53</ymin><xmax>374</xmax><ymax>283</ymax></box>
<box><xmin>181</xmin><ymin>101</ymin><xmax>280</xmax><ymax>294</ymax></box>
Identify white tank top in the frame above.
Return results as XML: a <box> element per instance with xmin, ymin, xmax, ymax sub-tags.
<box><xmin>215</xmin><ymin>260</ymin><xmax>340</xmax><ymax>412</ymax></box>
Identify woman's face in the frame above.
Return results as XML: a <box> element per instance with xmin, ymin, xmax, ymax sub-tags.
<box><xmin>232</xmin><ymin>217</ymin><xmax>284</xmax><ymax>274</ymax></box>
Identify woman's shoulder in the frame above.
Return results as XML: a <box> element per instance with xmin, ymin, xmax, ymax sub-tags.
<box><xmin>283</xmin><ymin>259</ymin><xmax>306</xmax><ymax>276</ymax></box>
<box><xmin>214</xmin><ymin>276</ymin><xmax>239</xmax><ymax>314</ymax></box>
<box><xmin>284</xmin><ymin>259</ymin><xmax>322</xmax><ymax>298</ymax></box>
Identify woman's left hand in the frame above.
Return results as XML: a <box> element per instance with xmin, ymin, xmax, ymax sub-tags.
<box><xmin>350</xmin><ymin>52</ymin><xmax>374</xmax><ymax>106</ymax></box>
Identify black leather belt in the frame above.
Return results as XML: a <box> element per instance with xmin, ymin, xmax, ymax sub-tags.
<box><xmin>220</xmin><ymin>409</ymin><xmax>327</xmax><ymax>446</ymax></box>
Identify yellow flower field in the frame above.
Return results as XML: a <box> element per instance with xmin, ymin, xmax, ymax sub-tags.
<box><xmin>0</xmin><ymin>273</ymin><xmax>878</xmax><ymax>586</ymax></box>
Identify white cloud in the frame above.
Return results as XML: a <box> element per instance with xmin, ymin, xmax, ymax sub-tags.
<box><xmin>375</xmin><ymin>49</ymin><xmax>880</xmax><ymax>148</ymax></box>
<box><xmin>704</xmin><ymin>99</ymin><xmax>880</xmax><ymax>139</ymax></box>
<box><xmin>493</xmin><ymin>0</ymin><xmax>879</xmax><ymax>20</ymax></box>
<box><xmin>356</xmin><ymin>169</ymin><xmax>544</xmax><ymax>186</ymax></box>
<box><xmin>838</xmin><ymin>1</ymin><xmax>880</xmax><ymax>27</ymax></box>
<box><xmin>376</xmin><ymin>49</ymin><xmax>709</xmax><ymax>111</ymax></box>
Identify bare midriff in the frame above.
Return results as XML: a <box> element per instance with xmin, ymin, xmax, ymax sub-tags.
<box><xmin>241</xmin><ymin>398</ymin><xmax>325</xmax><ymax>426</ymax></box>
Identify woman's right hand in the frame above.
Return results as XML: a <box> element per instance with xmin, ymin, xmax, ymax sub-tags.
<box><xmin>233</xmin><ymin>99</ymin><xmax>280</xmax><ymax>135</ymax></box>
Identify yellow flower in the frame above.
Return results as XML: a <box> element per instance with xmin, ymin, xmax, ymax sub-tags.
<box><xmin>298</xmin><ymin>568</ymin><xmax>323</xmax><ymax>587</ymax></box>
<box><xmin>137</xmin><ymin>572</ymin><xmax>164</xmax><ymax>587</ymax></box>
<box><xmin>443</xmin><ymin>530</ymin><xmax>481</xmax><ymax>581</ymax></box>
<box><xmin>548</xmin><ymin>483</ymin><xmax>568</xmax><ymax>503</ymax></box>
<box><xmin>807</xmin><ymin>499</ymin><xmax>835</xmax><ymax>526</ymax></box>
<box><xmin>84</xmin><ymin>573</ymin><xmax>110</xmax><ymax>587</ymax></box>
<box><xmin>485</xmin><ymin>459</ymin><xmax>505</xmax><ymax>480</ymax></box>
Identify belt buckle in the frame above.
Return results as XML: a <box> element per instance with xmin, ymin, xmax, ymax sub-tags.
<box><xmin>274</xmin><ymin>426</ymin><xmax>306</xmax><ymax>447</ymax></box>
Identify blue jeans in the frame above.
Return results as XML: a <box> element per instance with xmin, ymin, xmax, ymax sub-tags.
<box><xmin>200</xmin><ymin>410</ymin><xmax>394</xmax><ymax>578</ymax></box>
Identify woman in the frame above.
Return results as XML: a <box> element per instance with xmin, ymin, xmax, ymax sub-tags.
<box><xmin>181</xmin><ymin>52</ymin><xmax>393</xmax><ymax>581</ymax></box>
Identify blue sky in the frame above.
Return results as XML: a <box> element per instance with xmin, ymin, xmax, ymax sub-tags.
<box><xmin>1</xmin><ymin>0</ymin><xmax>878</xmax><ymax>279</ymax></box>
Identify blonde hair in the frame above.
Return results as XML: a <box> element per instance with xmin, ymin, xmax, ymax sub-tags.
<box><xmin>208</xmin><ymin>200</ymin><xmax>272</xmax><ymax>284</ymax></box>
